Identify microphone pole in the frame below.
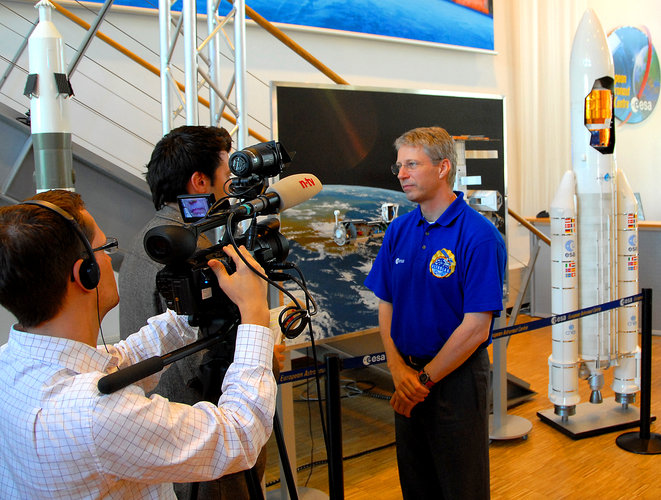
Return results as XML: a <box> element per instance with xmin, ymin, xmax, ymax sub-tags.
<box><xmin>98</xmin><ymin>319</ymin><xmax>239</xmax><ymax>394</ymax></box>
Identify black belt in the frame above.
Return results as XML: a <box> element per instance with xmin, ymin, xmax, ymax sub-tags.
<box><xmin>402</xmin><ymin>347</ymin><xmax>485</xmax><ymax>371</ymax></box>
<box><xmin>403</xmin><ymin>354</ymin><xmax>433</xmax><ymax>371</ymax></box>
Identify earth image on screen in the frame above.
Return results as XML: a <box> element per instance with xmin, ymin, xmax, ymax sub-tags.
<box><xmin>278</xmin><ymin>184</ymin><xmax>415</xmax><ymax>343</ymax></box>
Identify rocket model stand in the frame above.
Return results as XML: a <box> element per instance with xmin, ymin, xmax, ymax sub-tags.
<box><xmin>537</xmin><ymin>398</ymin><xmax>644</xmax><ymax>440</ymax></box>
<box><xmin>539</xmin><ymin>9</ymin><xmax>647</xmax><ymax>439</ymax></box>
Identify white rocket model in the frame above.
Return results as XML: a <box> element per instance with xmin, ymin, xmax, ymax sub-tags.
<box><xmin>548</xmin><ymin>9</ymin><xmax>640</xmax><ymax>419</ymax></box>
<box><xmin>612</xmin><ymin>169</ymin><xmax>641</xmax><ymax>404</ymax></box>
<box><xmin>571</xmin><ymin>7</ymin><xmax>617</xmax><ymax>408</ymax></box>
<box><xmin>23</xmin><ymin>0</ymin><xmax>74</xmax><ymax>192</ymax></box>
<box><xmin>548</xmin><ymin>171</ymin><xmax>580</xmax><ymax>417</ymax></box>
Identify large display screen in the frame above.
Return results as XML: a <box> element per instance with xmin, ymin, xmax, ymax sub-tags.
<box><xmin>273</xmin><ymin>83</ymin><xmax>506</xmax><ymax>341</ymax></box>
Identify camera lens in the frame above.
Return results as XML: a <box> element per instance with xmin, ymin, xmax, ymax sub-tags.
<box><xmin>228</xmin><ymin>141</ymin><xmax>291</xmax><ymax>178</ymax></box>
<box><xmin>229</xmin><ymin>151</ymin><xmax>254</xmax><ymax>177</ymax></box>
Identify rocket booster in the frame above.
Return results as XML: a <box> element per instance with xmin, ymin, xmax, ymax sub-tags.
<box><xmin>570</xmin><ymin>8</ymin><xmax>617</xmax><ymax>402</ymax></box>
<box><xmin>548</xmin><ymin>171</ymin><xmax>580</xmax><ymax>417</ymax></box>
<box><xmin>23</xmin><ymin>0</ymin><xmax>74</xmax><ymax>192</ymax></box>
<box><xmin>613</xmin><ymin>168</ymin><xmax>641</xmax><ymax>403</ymax></box>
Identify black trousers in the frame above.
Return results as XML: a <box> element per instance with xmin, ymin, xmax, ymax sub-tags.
<box><xmin>395</xmin><ymin>348</ymin><xmax>490</xmax><ymax>500</ymax></box>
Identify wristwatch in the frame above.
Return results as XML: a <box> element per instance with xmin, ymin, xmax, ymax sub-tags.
<box><xmin>418</xmin><ymin>369</ymin><xmax>435</xmax><ymax>389</ymax></box>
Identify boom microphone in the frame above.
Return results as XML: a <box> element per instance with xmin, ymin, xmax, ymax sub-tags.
<box><xmin>231</xmin><ymin>173</ymin><xmax>322</xmax><ymax>217</ymax></box>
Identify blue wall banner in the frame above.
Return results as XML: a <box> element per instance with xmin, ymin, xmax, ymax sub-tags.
<box><xmin>92</xmin><ymin>0</ymin><xmax>495</xmax><ymax>51</ymax></box>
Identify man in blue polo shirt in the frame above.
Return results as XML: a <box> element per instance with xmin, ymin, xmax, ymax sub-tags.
<box><xmin>365</xmin><ymin>126</ymin><xmax>506</xmax><ymax>500</ymax></box>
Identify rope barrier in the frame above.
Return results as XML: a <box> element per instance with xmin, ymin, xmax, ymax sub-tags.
<box><xmin>277</xmin><ymin>292</ymin><xmax>644</xmax><ymax>385</ymax></box>
<box><xmin>493</xmin><ymin>292</ymin><xmax>642</xmax><ymax>340</ymax></box>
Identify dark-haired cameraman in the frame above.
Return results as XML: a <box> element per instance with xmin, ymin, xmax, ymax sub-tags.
<box><xmin>119</xmin><ymin>125</ymin><xmax>284</xmax><ymax>499</ymax></box>
<box><xmin>120</xmin><ymin>125</ymin><xmax>234</xmax><ymax>338</ymax></box>
<box><xmin>0</xmin><ymin>190</ymin><xmax>276</xmax><ymax>498</ymax></box>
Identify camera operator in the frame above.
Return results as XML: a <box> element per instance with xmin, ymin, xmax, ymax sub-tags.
<box><xmin>119</xmin><ymin>125</ymin><xmax>284</xmax><ymax>499</ymax></box>
<box><xmin>119</xmin><ymin>126</ymin><xmax>233</xmax><ymax>338</ymax></box>
<box><xmin>0</xmin><ymin>190</ymin><xmax>277</xmax><ymax>498</ymax></box>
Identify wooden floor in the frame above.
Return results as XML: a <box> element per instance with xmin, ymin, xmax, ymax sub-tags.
<box><xmin>264</xmin><ymin>319</ymin><xmax>661</xmax><ymax>499</ymax></box>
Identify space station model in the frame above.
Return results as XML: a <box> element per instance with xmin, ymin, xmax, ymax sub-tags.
<box><xmin>452</xmin><ymin>136</ymin><xmax>504</xmax><ymax>231</ymax></box>
<box><xmin>23</xmin><ymin>0</ymin><xmax>75</xmax><ymax>192</ymax></box>
<box><xmin>548</xmin><ymin>8</ymin><xmax>640</xmax><ymax>420</ymax></box>
<box><xmin>332</xmin><ymin>203</ymin><xmax>399</xmax><ymax>246</ymax></box>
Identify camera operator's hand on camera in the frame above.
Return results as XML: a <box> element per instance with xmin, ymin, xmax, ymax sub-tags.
<box><xmin>208</xmin><ymin>245</ymin><xmax>270</xmax><ymax>327</ymax></box>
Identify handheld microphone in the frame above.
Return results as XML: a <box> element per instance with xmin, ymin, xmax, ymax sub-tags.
<box><xmin>143</xmin><ymin>174</ymin><xmax>322</xmax><ymax>265</ymax></box>
<box><xmin>232</xmin><ymin>173</ymin><xmax>322</xmax><ymax>217</ymax></box>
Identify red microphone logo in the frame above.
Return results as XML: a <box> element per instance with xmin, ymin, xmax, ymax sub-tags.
<box><xmin>299</xmin><ymin>177</ymin><xmax>316</xmax><ymax>188</ymax></box>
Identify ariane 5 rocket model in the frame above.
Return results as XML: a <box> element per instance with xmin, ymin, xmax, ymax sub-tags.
<box><xmin>548</xmin><ymin>8</ymin><xmax>640</xmax><ymax>420</ymax></box>
<box><xmin>23</xmin><ymin>0</ymin><xmax>75</xmax><ymax>192</ymax></box>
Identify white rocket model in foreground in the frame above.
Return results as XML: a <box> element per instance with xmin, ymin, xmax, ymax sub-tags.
<box><xmin>23</xmin><ymin>0</ymin><xmax>74</xmax><ymax>192</ymax></box>
<box><xmin>549</xmin><ymin>171</ymin><xmax>580</xmax><ymax>414</ymax></box>
<box><xmin>548</xmin><ymin>9</ymin><xmax>640</xmax><ymax>419</ymax></box>
<box><xmin>613</xmin><ymin>169</ymin><xmax>641</xmax><ymax>402</ymax></box>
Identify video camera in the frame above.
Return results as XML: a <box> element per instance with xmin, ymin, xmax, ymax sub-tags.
<box><xmin>142</xmin><ymin>140</ymin><xmax>321</xmax><ymax>336</ymax></box>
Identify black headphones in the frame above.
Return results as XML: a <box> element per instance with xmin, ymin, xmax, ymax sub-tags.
<box><xmin>20</xmin><ymin>200</ymin><xmax>101</xmax><ymax>290</ymax></box>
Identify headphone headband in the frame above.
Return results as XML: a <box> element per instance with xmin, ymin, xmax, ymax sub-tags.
<box><xmin>22</xmin><ymin>199</ymin><xmax>76</xmax><ymax>222</ymax></box>
<box><xmin>19</xmin><ymin>199</ymin><xmax>100</xmax><ymax>290</ymax></box>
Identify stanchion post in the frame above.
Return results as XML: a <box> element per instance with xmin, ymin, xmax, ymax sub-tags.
<box><xmin>616</xmin><ymin>288</ymin><xmax>661</xmax><ymax>454</ymax></box>
<box><xmin>325</xmin><ymin>354</ymin><xmax>344</xmax><ymax>499</ymax></box>
<box><xmin>272</xmin><ymin>410</ymin><xmax>299</xmax><ymax>500</ymax></box>
<box><xmin>640</xmin><ymin>288</ymin><xmax>653</xmax><ymax>440</ymax></box>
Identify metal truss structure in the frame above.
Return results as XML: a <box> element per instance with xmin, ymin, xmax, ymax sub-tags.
<box><xmin>159</xmin><ymin>0</ymin><xmax>249</xmax><ymax>148</ymax></box>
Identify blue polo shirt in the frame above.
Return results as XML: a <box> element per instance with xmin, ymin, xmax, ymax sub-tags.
<box><xmin>364</xmin><ymin>191</ymin><xmax>506</xmax><ymax>358</ymax></box>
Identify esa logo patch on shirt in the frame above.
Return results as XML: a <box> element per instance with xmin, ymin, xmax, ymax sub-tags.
<box><xmin>429</xmin><ymin>249</ymin><xmax>456</xmax><ymax>278</ymax></box>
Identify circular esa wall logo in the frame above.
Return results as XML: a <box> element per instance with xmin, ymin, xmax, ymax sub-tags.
<box><xmin>607</xmin><ymin>26</ymin><xmax>660</xmax><ymax>124</ymax></box>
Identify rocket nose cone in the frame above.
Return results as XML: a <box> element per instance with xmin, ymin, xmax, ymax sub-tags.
<box><xmin>616</xmin><ymin>169</ymin><xmax>637</xmax><ymax>212</ymax></box>
<box><xmin>571</xmin><ymin>8</ymin><xmax>609</xmax><ymax>54</ymax></box>
<box><xmin>550</xmin><ymin>170</ymin><xmax>576</xmax><ymax>214</ymax></box>
<box><xmin>36</xmin><ymin>0</ymin><xmax>55</xmax><ymax>24</ymax></box>
<box><xmin>558</xmin><ymin>170</ymin><xmax>576</xmax><ymax>193</ymax></box>
<box><xmin>577</xmin><ymin>9</ymin><xmax>604</xmax><ymax>37</ymax></box>
<box><xmin>570</xmin><ymin>8</ymin><xmax>613</xmax><ymax>90</ymax></box>
<box><xmin>578</xmin><ymin>8</ymin><xmax>601</xmax><ymax>32</ymax></box>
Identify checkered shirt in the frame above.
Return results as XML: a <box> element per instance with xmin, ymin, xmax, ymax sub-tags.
<box><xmin>0</xmin><ymin>311</ymin><xmax>276</xmax><ymax>499</ymax></box>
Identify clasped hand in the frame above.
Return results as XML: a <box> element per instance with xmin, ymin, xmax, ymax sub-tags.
<box><xmin>389</xmin><ymin>362</ymin><xmax>430</xmax><ymax>418</ymax></box>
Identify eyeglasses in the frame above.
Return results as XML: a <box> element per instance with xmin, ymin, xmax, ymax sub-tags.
<box><xmin>91</xmin><ymin>237</ymin><xmax>119</xmax><ymax>255</ymax></box>
<box><xmin>391</xmin><ymin>160</ymin><xmax>421</xmax><ymax>176</ymax></box>
<box><xmin>391</xmin><ymin>159</ymin><xmax>444</xmax><ymax>175</ymax></box>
